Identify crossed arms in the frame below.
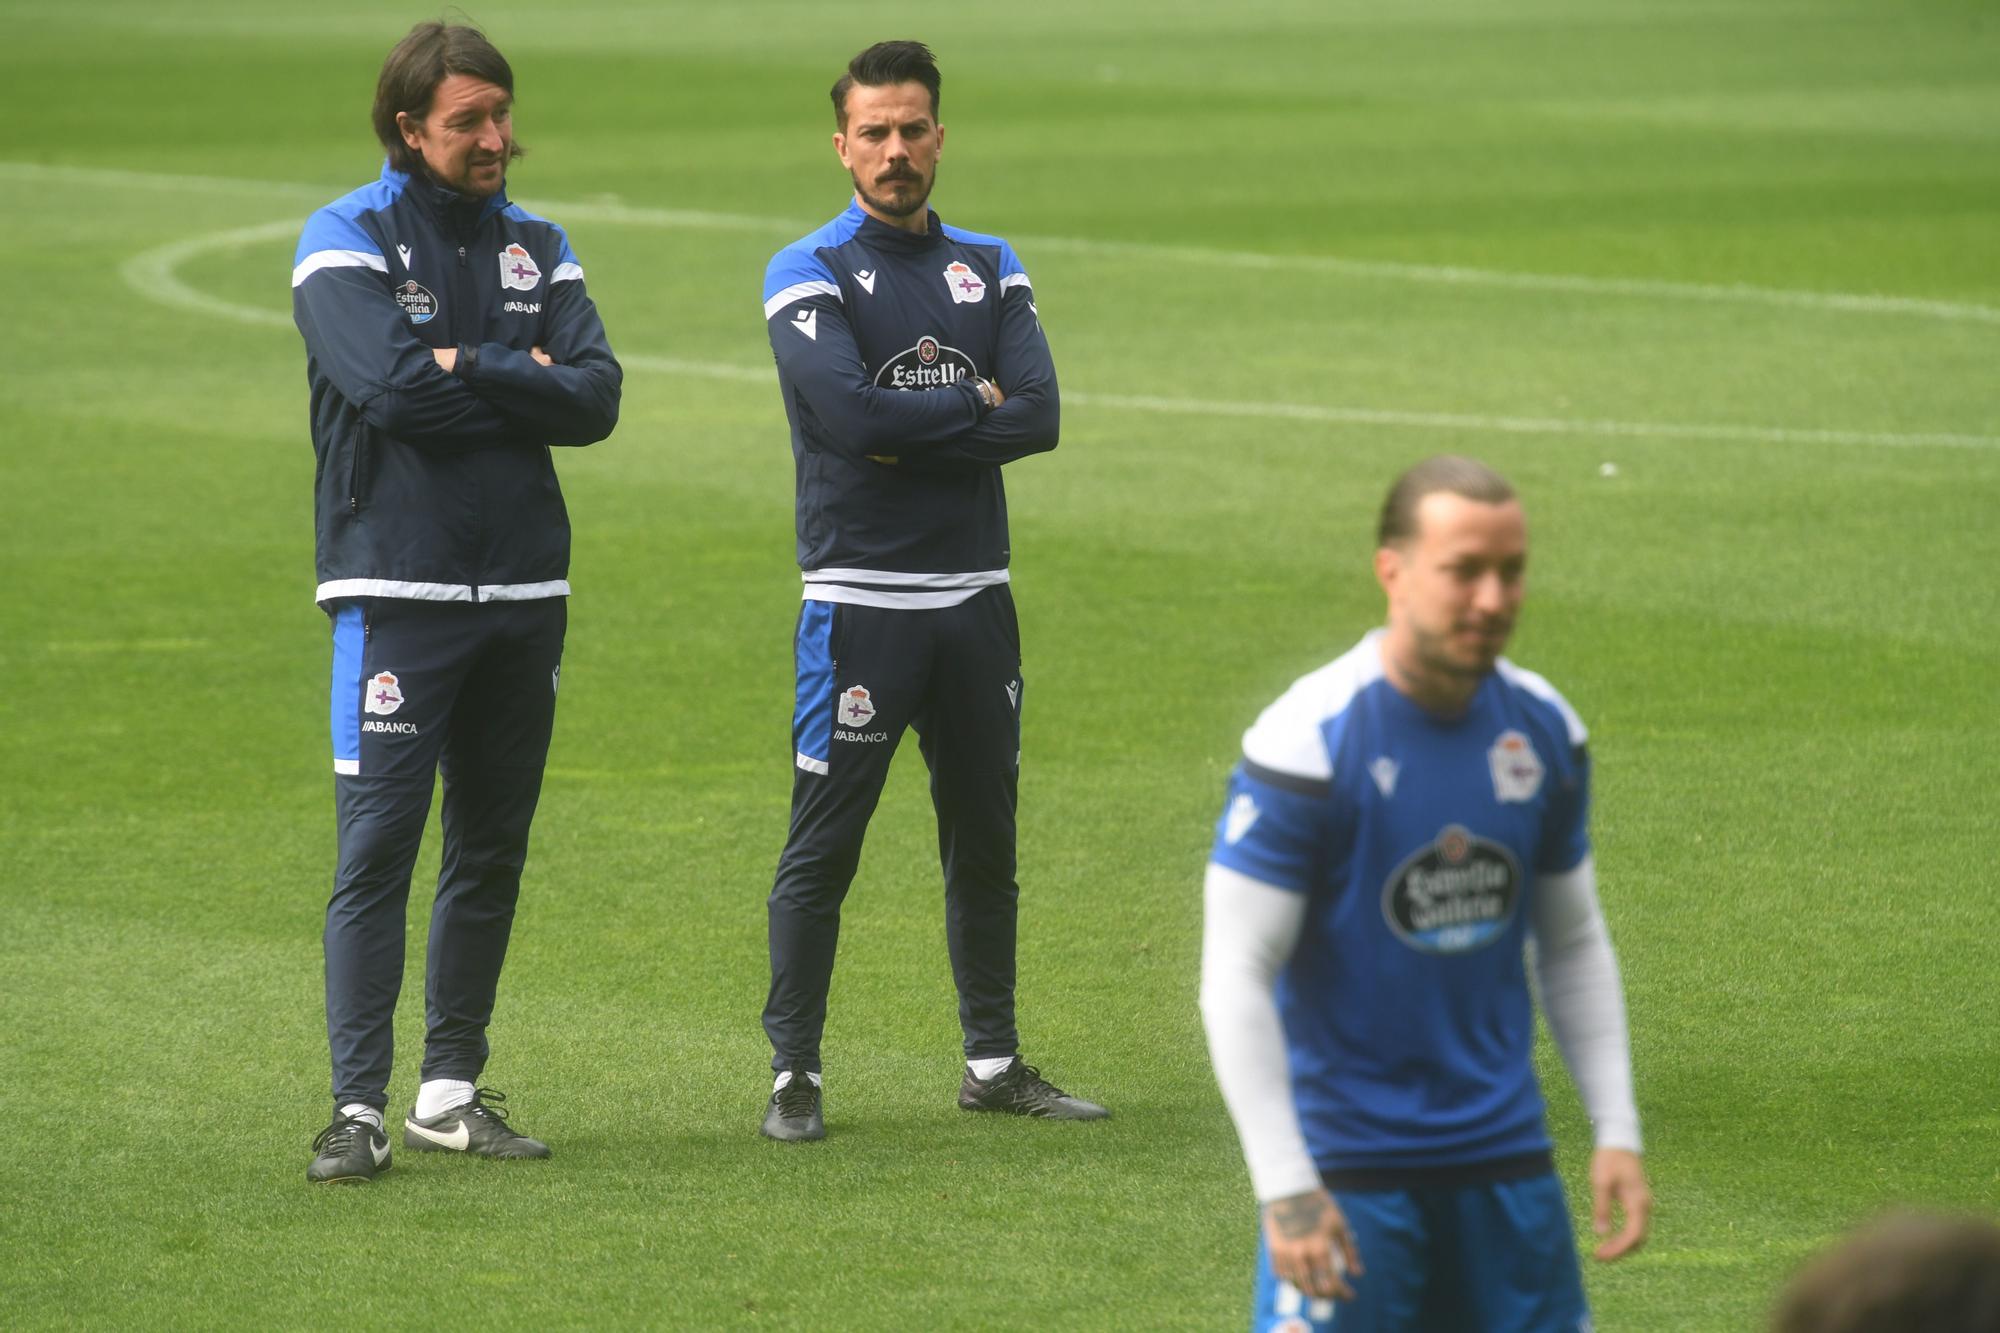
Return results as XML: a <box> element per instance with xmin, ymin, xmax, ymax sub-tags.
<box><xmin>293</xmin><ymin>240</ymin><xmax>621</xmax><ymax>452</ymax></box>
<box><xmin>766</xmin><ymin>278</ymin><xmax>1058</xmax><ymax>470</ymax></box>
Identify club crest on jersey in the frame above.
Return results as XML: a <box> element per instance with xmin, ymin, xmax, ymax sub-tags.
<box><xmin>838</xmin><ymin>686</ymin><xmax>877</xmax><ymax>727</ymax></box>
<box><xmin>394</xmin><ymin>280</ymin><xmax>437</xmax><ymax>324</ymax></box>
<box><xmin>875</xmin><ymin>334</ymin><xmax>975</xmax><ymax>391</ymax></box>
<box><xmin>499</xmin><ymin>243</ymin><xmax>542</xmax><ymax>292</ymax></box>
<box><xmin>943</xmin><ymin>260</ymin><xmax>986</xmax><ymax>304</ymax></box>
<box><xmin>1488</xmin><ymin>729</ymin><xmax>1544</xmax><ymax>803</ymax></box>
<box><xmin>1381</xmin><ymin>824</ymin><xmax>1521</xmax><ymax>954</ymax></box>
<box><xmin>364</xmin><ymin>671</ymin><xmax>406</xmax><ymax>716</ymax></box>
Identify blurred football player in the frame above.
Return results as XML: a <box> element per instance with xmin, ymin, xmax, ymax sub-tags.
<box><xmin>1200</xmin><ymin>456</ymin><xmax>1649</xmax><ymax>1329</ymax></box>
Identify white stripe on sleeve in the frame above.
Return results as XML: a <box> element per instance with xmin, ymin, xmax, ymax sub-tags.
<box><xmin>292</xmin><ymin>249</ymin><xmax>388</xmax><ymax>288</ymax></box>
<box><xmin>763</xmin><ymin>280</ymin><xmax>841</xmax><ymax>320</ymax></box>
<box><xmin>550</xmin><ymin>262</ymin><xmax>584</xmax><ymax>284</ymax></box>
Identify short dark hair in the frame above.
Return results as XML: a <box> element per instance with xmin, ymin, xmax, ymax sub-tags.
<box><xmin>1377</xmin><ymin>456</ymin><xmax>1517</xmax><ymax>548</ymax></box>
<box><xmin>1772</xmin><ymin>1212</ymin><xmax>2000</xmax><ymax>1333</ymax></box>
<box><xmin>831</xmin><ymin>40</ymin><xmax>941</xmax><ymax>130</ymax></box>
<box><xmin>371</xmin><ymin>20</ymin><xmax>523</xmax><ymax>176</ymax></box>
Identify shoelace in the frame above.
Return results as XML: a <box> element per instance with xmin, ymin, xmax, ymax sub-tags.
<box><xmin>462</xmin><ymin>1086</ymin><xmax>513</xmax><ymax>1124</ymax></box>
<box><xmin>1002</xmin><ymin>1064</ymin><xmax>1069</xmax><ymax>1103</ymax></box>
<box><xmin>776</xmin><ymin>1076</ymin><xmax>818</xmax><ymax>1117</ymax></box>
<box><xmin>313</xmin><ymin>1116</ymin><xmax>376</xmax><ymax>1153</ymax></box>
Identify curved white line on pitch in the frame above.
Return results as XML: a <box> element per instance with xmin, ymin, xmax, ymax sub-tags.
<box><xmin>22</xmin><ymin>159</ymin><xmax>1999</xmax><ymax>325</ymax></box>
<box><xmin>117</xmin><ymin>219</ymin><xmax>298</xmax><ymax>330</ymax></box>
<box><xmin>119</xmin><ymin>223</ymin><xmax>2000</xmax><ymax>452</ymax></box>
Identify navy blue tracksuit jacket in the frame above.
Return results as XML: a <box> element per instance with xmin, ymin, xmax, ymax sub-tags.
<box><xmin>762</xmin><ymin>199</ymin><xmax>1058</xmax><ymax>610</ymax></box>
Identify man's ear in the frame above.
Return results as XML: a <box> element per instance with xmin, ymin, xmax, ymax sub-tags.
<box><xmin>1374</xmin><ymin>545</ymin><xmax>1400</xmax><ymax>600</ymax></box>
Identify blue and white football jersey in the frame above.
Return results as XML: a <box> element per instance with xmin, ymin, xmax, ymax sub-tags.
<box><xmin>1210</xmin><ymin>629</ymin><xmax>1591</xmax><ymax>1171</ymax></box>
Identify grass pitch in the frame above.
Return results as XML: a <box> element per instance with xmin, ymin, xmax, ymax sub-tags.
<box><xmin>3</xmin><ymin>1</ymin><xmax>1997</xmax><ymax>1327</ymax></box>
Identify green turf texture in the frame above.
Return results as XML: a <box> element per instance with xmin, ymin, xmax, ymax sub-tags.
<box><xmin>3</xmin><ymin>0</ymin><xmax>1997</xmax><ymax>1327</ymax></box>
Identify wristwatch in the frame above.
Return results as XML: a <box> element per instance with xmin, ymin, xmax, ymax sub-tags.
<box><xmin>971</xmin><ymin>377</ymin><xmax>1000</xmax><ymax>412</ymax></box>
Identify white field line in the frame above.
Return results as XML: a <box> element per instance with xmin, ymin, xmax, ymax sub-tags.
<box><xmin>614</xmin><ymin>356</ymin><xmax>1993</xmax><ymax>448</ymax></box>
<box><xmin>20</xmin><ymin>159</ymin><xmax>2000</xmax><ymax>324</ymax></box>
<box><xmin>1020</xmin><ymin>236</ymin><xmax>2000</xmax><ymax>326</ymax></box>
<box><xmin>88</xmin><ymin>178</ymin><xmax>2000</xmax><ymax>452</ymax></box>
<box><xmin>1062</xmin><ymin>392</ymin><xmax>2000</xmax><ymax>451</ymax></box>
<box><xmin>118</xmin><ymin>220</ymin><xmax>299</xmax><ymax>330</ymax></box>
<box><xmin>622</xmin><ymin>354</ymin><xmax>775</xmax><ymax>384</ymax></box>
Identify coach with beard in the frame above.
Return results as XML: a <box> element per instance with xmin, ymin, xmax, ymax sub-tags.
<box><xmin>291</xmin><ymin>19</ymin><xmax>620</xmax><ymax>1183</ymax></box>
<box><xmin>755</xmin><ymin>40</ymin><xmax>1106</xmax><ymax>1141</ymax></box>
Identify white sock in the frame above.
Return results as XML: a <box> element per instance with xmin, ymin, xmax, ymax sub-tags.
<box><xmin>967</xmin><ymin>1056</ymin><xmax>1016</xmax><ymax>1082</ymax></box>
<box><xmin>414</xmin><ymin>1079</ymin><xmax>477</xmax><ymax>1119</ymax></box>
<box><xmin>339</xmin><ymin>1102</ymin><xmax>384</xmax><ymax>1131</ymax></box>
<box><xmin>773</xmin><ymin>1070</ymin><xmax>823</xmax><ymax>1092</ymax></box>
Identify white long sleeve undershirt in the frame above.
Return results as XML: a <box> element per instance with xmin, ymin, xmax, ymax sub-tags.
<box><xmin>1198</xmin><ymin>863</ymin><xmax>1321</xmax><ymax>1202</ymax></box>
<box><xmin>1529</xmin><ymin>855</ymin><xmax>1642</xmax><ymax>1154</ymax></box>
<box><xmin>1199</xmin><ymin>856</ymin><xmax>1640</xmax><ymax>1204</ymax></box>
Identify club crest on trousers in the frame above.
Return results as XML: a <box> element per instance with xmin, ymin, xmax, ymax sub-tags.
<box><xmin>839</xmin><ymin>686</ymin><xmax>877</xmax><ymax>727</ymax></box>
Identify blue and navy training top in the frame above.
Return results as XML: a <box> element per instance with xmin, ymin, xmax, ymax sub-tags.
<box><xmin>761</xmin><ymin>201</ymin><xmax>1058</xmax><ymax>610</ymax></box>
<box><xmin>293</xmin><ymin>163</ymin><xmax>621</xmax><ymax>607</ymax></box>
<box><xmin>1209</xmin><ymin>630</ymin><xmax>1593</xmax><ymax>1172</ymax></box>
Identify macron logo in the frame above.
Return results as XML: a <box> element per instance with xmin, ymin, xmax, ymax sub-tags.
<box><xmin>854</xmin><ymin>269</ymin><xmax>876</xmax><ymax>294</ymax></box>
<box><xmin>1224</xmin><ymin>792</ymin><xmax>1261</xmax><ymax>845</ymax></box>
<box><xmin>792</xmin><ymin>308</ymin><xmax>818</xmax><ymax>341</ymax></box>
<box><xmin>395</xmin><ymin>244</ymin><xmax>412</xmax><ymax>269</ymax></box>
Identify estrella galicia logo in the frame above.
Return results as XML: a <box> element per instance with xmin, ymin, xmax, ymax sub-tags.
<box><xmin>394</xmin><ymin>280</ymin><xmax>437</xmax><ymax>325</ymax></box>
<box><xmin>874</xmin><ymin>334</ymin><xmax>975</xmax><ymax>391</ymax></box>
<box><xmin>1381</xmin><ymin>824</ymin><xmax>1521</xmax><ymax>954</ymax></box>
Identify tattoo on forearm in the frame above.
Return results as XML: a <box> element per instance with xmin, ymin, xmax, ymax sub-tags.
<box><xmin>1270</xmin><ymin>1194</ymin><xmax>1329</xmax><ymax>1240</ymax></box>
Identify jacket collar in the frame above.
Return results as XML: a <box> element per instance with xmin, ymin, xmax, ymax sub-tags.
<box><xmin>382</xmin><ymin>160</ymin><xmax>511</xmax><ymax>233</ymax></box>
<box><xmin>847</xmin><ymin>197</ymin><xmax>946</xmax><ymax>253</ymax></box>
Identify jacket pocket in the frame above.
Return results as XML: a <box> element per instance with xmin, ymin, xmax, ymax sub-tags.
<box><xmin>347</xmin><ymin>426</ymin><xmax>371</xmax><ymax>513</ymax></box>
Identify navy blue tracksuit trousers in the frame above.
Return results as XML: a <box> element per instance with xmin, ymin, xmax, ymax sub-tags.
<box><xmin>324</xmin><ymin>597</ymin><xmax>565</xmax><ymax>1113</ymax></box>
<box><xmin>764</xmin><ymin>584</ymin><xmax>1025</xmax><ymax>1075</ymax></box>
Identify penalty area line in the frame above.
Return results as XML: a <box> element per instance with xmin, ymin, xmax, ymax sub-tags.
<box><xmin>1065</xmin><ymin>392</ymin><xmax>2000</xmax><ymax>452</ymax></box>
<box><xmin>615</xmin><ymin>360</ymin><xmax>2000</xmax><ymax>452</ymax></box>
<box><xmin>117</xmin><ymin>222</ymin><xmax>2000</xmax><ymax>453</ymax></box>
<box><xmin>18</xmin><ymin>158</ymin><xmax>1998</xmax><ymax>325</ymax></box>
